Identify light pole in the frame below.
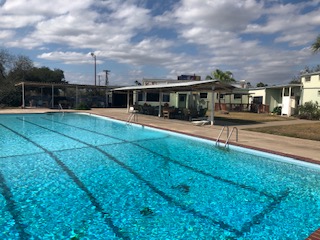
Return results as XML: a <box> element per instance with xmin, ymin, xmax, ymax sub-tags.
<box><xmin>90</xmin><ymin>52</ymin><xmax>96</xmax><ymax>86</ymax></box>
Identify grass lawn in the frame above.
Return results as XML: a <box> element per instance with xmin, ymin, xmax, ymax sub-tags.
<box><xmin>245</xmin><ymin>122</ymin><xmax>320</xmax><ymax>141</ymax></box>
<box><xmin>207</xmin><ymin>111</ymin><xmax>319</xmax><ymax>141</ymax></box>
<box><xmin>208</xmin><ymin>111</ymin><xmax>295</xmax><ymax>125</ymax></box>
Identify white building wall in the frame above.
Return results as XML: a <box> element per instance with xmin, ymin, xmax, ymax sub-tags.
<box><xmin>248</xmin><ymin>89</ymin><xmax>266</xmax><ymax>104</ymax></box>
<box><xmin>301</xmin><ymin>73</ymin><xmax>320</xmax><ymax>104</ymax></box>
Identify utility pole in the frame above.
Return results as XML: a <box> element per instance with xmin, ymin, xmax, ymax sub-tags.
<box><xmin>103</xmin><ymin>70</ymin><xmax>110</xmax><ymax>86</ymax></box>
<box><xmin>103</xmin><ymin>70</ymin><xmax>111</xmax><ymax>108</ymax></box>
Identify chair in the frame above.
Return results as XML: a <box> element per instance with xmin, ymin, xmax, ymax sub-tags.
<box><xmin>192</xmin><ymin>120</ymin><xmax>210</xmax><ymax>126</ymax></box>
<box><xmin>163</xmin><ymin>110</ymin><xmax>170</xmax><ymax>119</ymax></box>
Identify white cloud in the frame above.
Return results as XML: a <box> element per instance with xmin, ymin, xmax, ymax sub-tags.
<box><xmin>38</xmin><ymin>51</ymin><xmax>95</xmax><ymax>64</ymax></box>
<box><xmin>2</xmin><ymin>0</ymin><xmax>91</xmax><ymax>15</ymax></box>
<box><xmin>0</xmin><ymin>0</ymin><xmax>320</xmax><ymax>86</ymax></box>
<box><xmin>174</xmin><ymin>0</ymin><xmax>263</xmax><ymax>31</ymax></box>
<box><xmin>0</xmin><ymin>30</ymin><xmax>15</xmax><ymax>39</ymax></box>
<box><xmin>0</xmin><ymin>15</ymin><xmax>44</xmax><ymax>28</ymax></box>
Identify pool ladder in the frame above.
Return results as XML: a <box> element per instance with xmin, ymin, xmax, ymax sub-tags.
<box><xmin>127</xmin><ymin>111</ymin><xmax>138</xmax><ymax>124</ymax></box>
<box><xmin>216</xmin><ymin>126</ymin><xmax>238</xmax><ymax>147</ymax></box>
<box><xmin>58</xmin><ymin>103</ymin><xmax>65</xmax><ymax>114</ymax></box>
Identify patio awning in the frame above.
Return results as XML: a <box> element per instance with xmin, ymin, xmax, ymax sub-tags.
<box><xmin>15</xmin><ymin>81</ymin><xmax>117</xmax><ymax>109</ymax></box>
<box><xmin>112</xmin><ymin>80</ymin><xmax>236</xmax><ymax>125</ymax></box>
<box><xmin>112</xmin><ymin>80</ymin><xmax>235</xmax><ymax>93</ymax></box>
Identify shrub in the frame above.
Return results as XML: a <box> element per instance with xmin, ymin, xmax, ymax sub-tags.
<box><xmin>74</xmin><ymin>102</ymin><xmax>91</xmax><ymax>110</ymax></box>
<box><xmin>298</xmin><ymin>101</ymin><xmax>320</xmax><ymax>120</ymax></box>
<box><xmin>272</xmin><ymin>106</ymin><xmax>282</xmax><ymax>115</ymax></box>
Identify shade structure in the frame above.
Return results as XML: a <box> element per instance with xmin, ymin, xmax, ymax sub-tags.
<box><xmin>112</xmin><ymin>80</ymin><xmax>235</xmax><ymax>93</ymax></box>
<box><xmin>112</xmin><ymin>80</ymin><xmax>236</xmax><ymax>125</ymax></box>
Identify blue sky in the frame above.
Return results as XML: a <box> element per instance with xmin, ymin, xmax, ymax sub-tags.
<box><xmin>1</xmin><ymin>0</ymin><xmax>320</xmax><ymax>86</ymax></box>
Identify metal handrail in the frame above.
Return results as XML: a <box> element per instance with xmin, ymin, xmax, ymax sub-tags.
<box><xmin>58</xmin><ymin>103</ymin><xmax>65</xmax><ymax>114</ymax></box>
<box><xmin>126</xmin><ymin>111</ymin><xmax>138</xmax><ymax>124</ymax></box>
<box><xmin>225</xmin><ymin>127</ymin><xmax>238</xmax><ymax>147</ymax></box>
<box><xmin>215</xmin><ymin>126</ymin><xmax>229</xmax><ymax>146</ymax></box>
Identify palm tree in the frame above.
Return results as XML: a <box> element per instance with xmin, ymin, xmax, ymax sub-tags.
<box><xmin>206</xmin><ymin>69</ymin><xmax>236</xmax><ymax>83</ymax></box>
<box><xmin>206</xmin><ymin>69</ymin><xmax>236</xmax><ymax>111</ymax></box>
<box><xmin>311</xmin><ymin>35</ymin><xmax>320</xmax><ymax>53</ymax></box>
<box><xmin>134</xmin><ymin>80</ymin><xmax>141</xmax><ymax>85</ymax></box>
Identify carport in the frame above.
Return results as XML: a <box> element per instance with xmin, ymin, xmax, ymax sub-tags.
<box><xmin>112</xmin><ymin>80</ymin><xmax>235</xmax><ymax>125</ymax></box>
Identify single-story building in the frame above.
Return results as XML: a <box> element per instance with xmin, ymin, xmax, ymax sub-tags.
<box><xmin>248</xmin><ymin>84</ymin><xmax>302</xmax><ymax>116</ymax></box>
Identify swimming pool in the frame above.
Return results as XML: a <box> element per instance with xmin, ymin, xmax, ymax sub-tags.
<box><xmin>0</xmin><ymin>112</ymin><xmax>319</xmax><ymax>239</ymax></box>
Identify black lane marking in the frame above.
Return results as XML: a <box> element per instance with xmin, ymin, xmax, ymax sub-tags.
<box><xmin>115</xmin><ymin>140</ymin><xmax>278</xmax><ymax>200</ymax></box>
<box><xmin>0</xmin><ymin>123</ymin><xmax>129</xmax><ymax>240</ymax></box>
<box><xmin>18</xmin><ymin>117</ymin><xmax>290</xmax><ymax>238</ymax></box>
<box><xmin>41</xmin><ymin>116</ymin><xmax>128</xmax><ymax>142</ymax></box>
<box><xmin>41</xmin><ymin>116</ymin><xmax>170</xmax><ymax>144</ymax></box>
<box><xmin>41</xmin><ymin>116</ymin><xmax>278</xmax><ymax>199</ymax></box>
<box><xmin>18</xmin><ymin>117</ymin><xmax>243</xmax><ymax>237</ymax></box>
<box><xmin>240</xmin><ymin>189</ymin><xmax>290</xmax><ymax>233</ymax></box>
<box><xmin>106</xmin><ymin>141</ymin><xmax>291</xmax><ymax>238</ymax></box>
<box><xmin>0</xmin><ymin>172</ymin><xmax>31</xmax><ymax>239</ymax></box>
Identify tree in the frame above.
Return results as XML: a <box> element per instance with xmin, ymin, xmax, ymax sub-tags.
<box><xmin>256</xmin><ymin>82</ymin><xmax>268</xmax><ymax>87</ymax></box>
<box><xmin>311</xmin><ymin>35</ymin><xmax>320</xmax><ymax>53</ymax></box>
<box><xmin>300</xmin><ymin>65</ymin><xmax>320</xmax><ymax>74</ymax></box>
<box><xmin>290</xmin><ymin>75</ymin><xmax>301</xmax><ymax>84</ymax></box>
<box><xmin>26</xmin><ymin>67</ymin><xmax>66</xmax><ymax>83</ymax></box>
<box><xmin>0</xmin><ymin>49</ymin><xmax>13</xmax><ymax>80</ymax></box>
<box><xmin>8</xmin><ymin>55</ymin><xmax>34</xmax><ymax>82</ymax></box>
<box><xmin>206</xmin><ymin>69</ymin><xmax>236</xmax><ymax>83</ymax></box>
<box><xmin>134</xmin><ymin>80</ymin><xmax>141</xmax><ymax>85</ymax></box>
<box><xmin>0</xmin><ymin>48</ymin><xmax>67</xmax><ymax>107</ymax></box>
<box><xmin>206</xmin><ymin>69</ymin><xmax>236</xmax><ymax>110</ymax></box>
<box><xmin>0</xmin><ymin>50</ymin><xmax>19</xmax><ymax>106</ymax></box>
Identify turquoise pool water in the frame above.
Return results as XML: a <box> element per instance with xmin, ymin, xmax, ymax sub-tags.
<box><xmin>0</xmin><ymin>112</ymin><xmax>319</xmax><ymax>239</ymax></box>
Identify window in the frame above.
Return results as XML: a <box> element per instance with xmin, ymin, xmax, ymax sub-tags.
<box><xmin>233</xmin><ymin>94</ymin><xmax>241</xmax><ymax>99</ymax></box>
<box><xmin>305</xmin><ymin>76</ymin><xmax>311</xmax><ymax>82</ymax></box>
<box><xmin>138</xmin><ymin>93</ymin><xmax>143</xmax><ymax>101</ymax></box>
<box><xmin>284</xmin><ymin>88</ymin><xmax>289</xmax><ymax>96</ymax></box>
<box><xmin>179</xmin><ymin>95</ymin><xmax>185</xmax><ymax>101</ymax></box>
<box><xmin>318</xmin><ymin>90</ymin><xmax>320</xmax><ymax>97</ymax></box>
<box><xmin>146</xmin><ymin>93</ymin><xmax>159</xmax><ymax>102</ymax></box>
<box><xmin>200</xmin><ymin>92</ymin><xmax>208</xmax><ymax>99</ymax></box>
<box><xmin>162</xmin><ymin>93</ymin><xmax>170</xmax><ymax>102</ymax></box>
<box><xmin>219</xmin><ymin>94</ymin><xmax>224</xmax><ymax>99</ymax></box>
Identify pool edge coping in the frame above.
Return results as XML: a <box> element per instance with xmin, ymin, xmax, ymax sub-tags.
<box><xmin>99</xmin><ymin>114</ymin><xmax>319</xmax><ymax>166</ymax></box>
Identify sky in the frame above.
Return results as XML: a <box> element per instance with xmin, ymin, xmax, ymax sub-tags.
<box><xmin>1</xmin><ymin>0</ymin><xmax>320</xmax><ymax>87</ymax></box>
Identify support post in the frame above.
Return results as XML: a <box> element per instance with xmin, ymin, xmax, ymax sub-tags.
<box><xmin>158</xmin><ymin>91</ymin><xmax>163</xmax><ymax>117</ymax></box>
<box><xmin>211</xmin><ymin>86</ymin><xmax>215</xmax><ymax>125</ymax></box>
<box><xmin>51</xmin><ymin>84</ymin><xmax>54</xmax><ymax>108</ymax></box>
<box><xmin>76</xmin><ymin>86</ymin><xmax>79</xmax><ymax>107</ymax></box>
<box><xmin>127</xmin><ymin>91</ymin><xmax>130</xmax><ymax>113</ymax></box>
<box><xmin>22</xmin><ymin>82</ymin><xmax>25</xmax><ymax>108</ymax></box>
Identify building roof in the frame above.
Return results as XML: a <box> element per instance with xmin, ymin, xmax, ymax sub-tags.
<box><xmin>248</xmin><ymin>83</ymin><xmax>302</xmax><ymax>90</ymax></box>
<box><xmin>300</xmin><ymin>71</ymin><xmax>320</xmax><ymax>77</ymax></box>
<box><xmin>15</xmin><ymin>81</ymin><xmax>119</xmax><ymax>89</ymax></box>
<box><xmin>112</xmin><ymin>80</ymin><xmax>236</xmax><ymax>93</ymax></box>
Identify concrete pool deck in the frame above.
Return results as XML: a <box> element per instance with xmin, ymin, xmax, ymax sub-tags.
<box><xmin>1</xmin><ymin>107</ymin><xmax>319</xmax><ymax>163</ymax></box>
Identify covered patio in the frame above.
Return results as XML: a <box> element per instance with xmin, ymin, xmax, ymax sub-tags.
<box><xmin>113</xmin><ymin>80</ymin><xmax>235</xmax><ymax>125</ymax></box>
<box><xmin>15</xmin><ymin>81</ymin><xmax>112</xmax><ymax>109</ymax></box>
